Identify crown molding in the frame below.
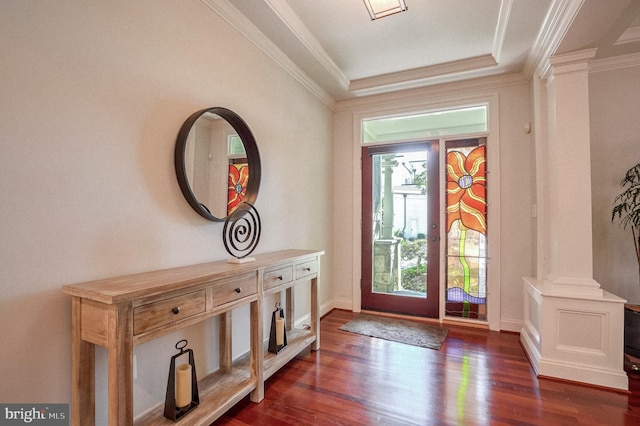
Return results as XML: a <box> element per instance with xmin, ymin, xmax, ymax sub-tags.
<box><xmin>614</xmin><ymin>25</ymin><xmax>640</xmax><ymax>46</ymax></box>
<box><xmin>349</xmin><ymin>55</ymin><xmax>499</xmax><ymax>95</ymax></box>
<box><xmin>525</xmin><ymin>0</ymin><xmax>585</xmax><ymax>80</ymax></box>
<box><xmin>263</xmin><ymin>0</ymin><xmax>350</xmax><ymax>90</ymax></box>
<box><xmin>590</xmin><ymin>51</ymin><xmax>640</xmax><ymax>73</ymax></box>
<box><xmin>492</xmin><ymin>0</ymin><xmax>513</xmax><ymax>63</ymax></box>
<box><xmin>201</xmin><ymin>0</ymin><xmax>335</xmax><ymax>109</ymax></box>
<box><xmin>336</xmin><ymin>71</ymin><xmax>528</xmax><ymax>112</ymax></box>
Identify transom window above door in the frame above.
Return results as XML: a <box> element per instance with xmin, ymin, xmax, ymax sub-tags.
<box><xmin>362</xmin><ymin>105</ymin><xmax>488</xmax><ymax>145</ymax></box>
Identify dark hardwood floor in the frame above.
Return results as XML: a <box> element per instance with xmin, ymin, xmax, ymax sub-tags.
<box><xmin>216</xmin><ymin>309</ymin><xmax>640</xmax><ymax>425</ymax></box>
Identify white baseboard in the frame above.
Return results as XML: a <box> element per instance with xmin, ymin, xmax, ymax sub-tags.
<box><xmin>520</xmin><ymin>328</ymin><xmax>541</xmax><ymax>373</ymax></box>
<box><xmin>320</xmin><ymin>300</ymin><xmax>336</xmax><ymax>316</ymax></box>
<box><xmin>537</xmin><ymin>356</ymin><xmax>629</xmax><ymax>390</ymax></box>
<box><xmin>330</xmin><ymin>299</ymin><xmax>352</xmax><ymax>312</ymax></box>
<box><xmin>291</xmin><ymin>300</ymin><xmax>338</xmax><ymax>329</ymax></box>
<box><xmin>500</xmin><ymin>318</ymin><xmax>523</xmax><ymax>333</ymax></box>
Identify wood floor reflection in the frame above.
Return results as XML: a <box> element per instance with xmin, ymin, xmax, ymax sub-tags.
<box><xmin>215</xmin><ymin>309</ymin><xmax>640</xmax><ymax>425</ymax></box>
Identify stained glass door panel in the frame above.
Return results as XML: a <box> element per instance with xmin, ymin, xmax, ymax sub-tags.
<box><xmin>445</xmin><ymin>138</ymin><xmax>488</xmax><ymax>320</ymax></box>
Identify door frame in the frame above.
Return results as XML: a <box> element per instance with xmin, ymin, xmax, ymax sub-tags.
<box><xmin>361</xmin><ymin>142</ymin><xmax>440</xmax><ymax>317</ymax></box>
<box><xmin>351</xmin><ymin>95</ymin><xmax>501</xmax><ymax>330</ymax></box>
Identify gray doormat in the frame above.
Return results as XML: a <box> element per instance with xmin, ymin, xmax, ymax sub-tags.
<box><xmin>339</xmin><ymin>313</ymin><xmax>448</xmax><ymax>350</ymax></box>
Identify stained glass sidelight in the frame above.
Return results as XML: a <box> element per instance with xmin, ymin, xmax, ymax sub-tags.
<box><xmin>445</xmin><ymin>139</ymin><xmax>487</xmax><ymax>319</ymax></box>
<box><xmin>227</xmin><ymin>163</ymin><xmax>248</xmax><ymax>215</ymax></box>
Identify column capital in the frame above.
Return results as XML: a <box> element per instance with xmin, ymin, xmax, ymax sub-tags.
<box><xmin>543</xmin><ymin>48</ymin><xmax>597</xmax><ymax>83</ymax></box>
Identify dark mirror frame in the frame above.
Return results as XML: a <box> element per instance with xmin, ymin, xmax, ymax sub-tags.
<box><xmin>175</xmin><ymin>107</ymin><xmax>261</xmax><ymax>222</ymax></box>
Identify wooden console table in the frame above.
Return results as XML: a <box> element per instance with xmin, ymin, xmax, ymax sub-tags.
<box><xmin>63</xmin><ymin>249</ymin><xmax>323</xmax><ymax>425</ymax></box>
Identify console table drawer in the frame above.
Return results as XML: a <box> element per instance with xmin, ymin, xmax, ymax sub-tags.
<box><xmin>134</xmin><ymin>290</ymin><xmax>206</xmax><ymax>335</ymax></box>
<box><xmin>208</xmin><ymin>272</ymin><xmax>257</xmax><ymax>308</ymax></box>
<box><xmin>295</xmin><ymin>259</ymin><xmax>318</xmax><ymax>279</ymax></box>
<box><xmin>263</xmin><ymin>266</ymin><xmax>294</xmax><ymax>291</ymax></box>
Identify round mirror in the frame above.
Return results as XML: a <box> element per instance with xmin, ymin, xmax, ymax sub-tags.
<box><xmin>175</xmin><ymin>107</ymin><xmax>261</xmax><ymax>222</ymax></box>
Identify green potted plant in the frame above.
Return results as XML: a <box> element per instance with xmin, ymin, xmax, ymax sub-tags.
<box><xmin>612</xmin><ymin>162</ymin><xmax>640</xmax><ymax>367</ymax></box>
<box><xmin>612</xmin><ymin>162</ymin><xmax>640</xmax><ymax>280</ymax></box>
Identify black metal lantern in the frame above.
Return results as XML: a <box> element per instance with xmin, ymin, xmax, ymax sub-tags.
<box><xmin>164</xmin><ymin>339</ymin><xmax>199</xmax><ymax>421</ymax></box>
<box><xmin>268</xmin><ymin>302</ymin><xmax>287</xmax><ymax>354</ymax></box>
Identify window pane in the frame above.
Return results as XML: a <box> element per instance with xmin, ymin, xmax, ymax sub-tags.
<box><xmin>363</xmin><ymin>106</ymin><xmax>487</xmax><ymax>145</ymax></box>
<box><xmin>228</xmin><ymin>135</ymin><xmax>245</xmax><ymax>156</ymax></box>
<box><xmin>370</xmin><ymin>149</ymin><xmax>428</xmax><ymax>298</ymax></box>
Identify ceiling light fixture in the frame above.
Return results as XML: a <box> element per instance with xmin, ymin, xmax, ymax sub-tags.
<box><xmin>363</xmin><ymin>0</ymin><xmax>408</xmax><ymax>20</ymax></box>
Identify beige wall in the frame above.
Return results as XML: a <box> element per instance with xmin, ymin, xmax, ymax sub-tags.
<box><xmin>0</xmin><ymin>0</ymin><xmax>333</xmax><ymax>421</ymax></box>
<box><xmin>498</xmin><ymin>83</ymin><xmax>535</xmax><ymax>329</ymax></box>
<box><xmin>591</xmin><ymin>63</ymin><xmax>640</xmax><ymax>304</ymax></box>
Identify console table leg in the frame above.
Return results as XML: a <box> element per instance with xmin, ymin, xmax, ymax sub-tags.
<box><xmin>311</xmin><ymin>274</ymin><xmax>320</xmax><ymax>351</ymax></box>
<box><xmin>71</xmin><ymin>298</ymin><xmax>95</xmax><ymax>426</ymax></box>
<box><xmin>285</xmin><ymin>287</ymin><xmax>294</xmax><ymax>331</ymax></box>
<box><xmin>249</xmin><ymin>297</ymin><xmax>264</xmax><ymax>403</ymax></box>
<box><xmin>107</xmin><ymin>303</ymin><xmax>133</xmax><ymax>426</ymax></box>
<box><xmin>219</xmin><ymin>311</ymin><xmax>232</xmax><ymax>371</ymax></box>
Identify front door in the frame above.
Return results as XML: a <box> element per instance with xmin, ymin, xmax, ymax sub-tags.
<box><xmin>361</xmin><ymin>141</ymin><xmax>439</xmax><ymax>317</ymax></box>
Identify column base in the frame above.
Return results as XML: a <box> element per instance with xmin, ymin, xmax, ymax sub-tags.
<box><xmin>521</xmin><ymin>277</ymin><xmax>628</xmax><ymax>390</ymax></box>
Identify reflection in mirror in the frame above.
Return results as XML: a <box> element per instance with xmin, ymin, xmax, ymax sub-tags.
<box><xmin>175</xmin><ymin>107</ymin><xmax>261</xmax><ymax>222</ymax></box>
<box><xmin>185</xmin><ymin>113</ymin><xmax>248</xmax><ymax>219</ymax></box>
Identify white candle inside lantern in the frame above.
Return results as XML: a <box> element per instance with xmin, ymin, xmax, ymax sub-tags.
<box><xmin>276</xmin><ymin>316</ymin><xmax>284</xmax><ymax>346</ymax></box>
<box><xmin>175</xmin><ymin>363</ymin><xmax>192</xmax><ymax>408</ymax></box>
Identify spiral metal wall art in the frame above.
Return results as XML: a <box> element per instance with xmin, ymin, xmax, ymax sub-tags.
<box><xmin>223</xmin><ymin>202</ymin><xmax>261</xmax><ymax>260</ymax></box>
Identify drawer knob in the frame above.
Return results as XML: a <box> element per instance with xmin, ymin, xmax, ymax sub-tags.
<box><xmin>277</xmin><ymin>275</ymin><xmax>283</xmax><ymax>280</ymax></box>
<box><xmin>172</xmin><ymin>307</ymin><xmax>181</xmax><ymax>315</ymax></box>
<box><xmin>235</xmin><ymin>287</ymin><xmax>242</xmax><ymax>293</ymax></box>
<box><xmin>304</xmin><ymin>267</ymin><xmax>311</xmax><ymax>271</ymax></box>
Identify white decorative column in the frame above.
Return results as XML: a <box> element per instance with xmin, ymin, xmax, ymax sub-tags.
<box><xmin>521</xmin><ymin>49</ymin><xmax>628</xmax><ymax>390</ymax></box>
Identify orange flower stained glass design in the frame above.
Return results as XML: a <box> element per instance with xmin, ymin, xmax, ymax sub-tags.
<box><xmin>445</xmin><ymin>142</ymin><xmax>487</xmax><ymax>318</ymax></box>
<box><xmin>228</xmin><ymin>163</ymin><xmax>249</xmax><ymax>215</ymax></box>
<box><xmin>446</xmin><ymin>145</ymin><xmax>486</xmax><ymax>235</ymax></box>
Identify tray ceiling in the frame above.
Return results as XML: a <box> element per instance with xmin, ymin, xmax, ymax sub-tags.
<box><xmin>204</xmin><ymin>0</ymin><xmax>640</xmax><ymax>103</ymax></box>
